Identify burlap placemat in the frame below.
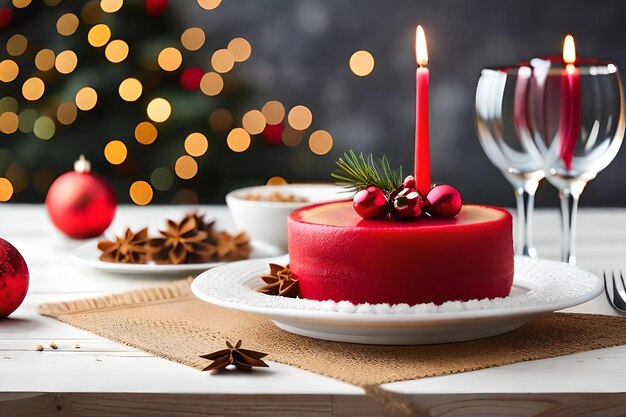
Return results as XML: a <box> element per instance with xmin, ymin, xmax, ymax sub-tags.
<box><xmin>38</xmin><ymin>279</ymin><xmax>626</xmax><ymax>416</ymax></box>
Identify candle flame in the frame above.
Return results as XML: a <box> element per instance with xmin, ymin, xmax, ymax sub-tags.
<box><xmin>415</xmin><ymin>25</ymin><xmax>428</xmax><ymax>67</ymax></box>
<box><xmin>563</xmin><ymin>34</ymin><xmax>576</xmax><ymax>65</ymax></box>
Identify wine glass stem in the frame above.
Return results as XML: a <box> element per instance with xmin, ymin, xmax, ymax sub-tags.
<box><xmin>514</xmin><ymin>180</ymin><xmax>538</xmax><ymax>258</ymax></box>
<box><xmin>559</xmin><ymin>188</ymin><xmax>580</xmax><ymax>265</ymax></box>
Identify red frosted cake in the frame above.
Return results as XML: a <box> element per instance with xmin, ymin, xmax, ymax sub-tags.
<box><xmin>288</xmin><ymin>201</ymin><xmax>514</xmax><ymax>305</ymax></box>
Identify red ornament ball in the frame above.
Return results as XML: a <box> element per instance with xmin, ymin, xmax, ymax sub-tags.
<box><xmin>46</xmin><ymin>156</ymin><xmax>117</xmax><ymax>239</ymax></box>
<box><xmin>353</xmin><ymin>186</ymin><xmax>388</xmax><ymax>219</ymax></box>
<box><xmin>0</xmin><ymin>238</ymin><xmax>29</xmax><ymax>319</ymax></box>
<box><xmin>426</xmin><ymin>184</ymin><xmax>462</xmax><ymax>218</ymax></box>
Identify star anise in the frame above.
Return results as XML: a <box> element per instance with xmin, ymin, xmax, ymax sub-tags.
<box><xmin>214</xmin><ymin>231</ymin><xmax>252</xmax><ymax>261</ymax></box>
<box><xmin>199</xmin><ymin>340</ymin><xmax>269</xmax><ymax>372</ymax></box>
<box><xmin>183</xmin><ymin>211</ymin><xmax>216</xmax><ymax>239</ymax></box>
<box><xmin>148</xmin><ymin>217</ymin><xmax>216</xmax><ymax>264</ymax></box>
<box><xmin>98</xmin><ymin>228</ymin><xmax>149</xmax><ymax>264</ymax></box>
<box><xmin>257</xmin><ymin>263</ymin><xmax>299</xmax><ymax>298</ymax></box>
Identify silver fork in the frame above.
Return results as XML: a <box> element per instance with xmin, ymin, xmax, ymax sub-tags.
<box><xmin>604</xmin><ymin>271</ymin><xmax>626</xmax><ymax>314</ymax></box>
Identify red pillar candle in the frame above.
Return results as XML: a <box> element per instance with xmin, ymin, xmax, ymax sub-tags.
<box><xmin>559</xmin><ymin>34</ymin><xmax>581</xmax><ymax>170</ymax></box>
<box><xmin>415</xmin><ymin>25</ymin><xmax>431</xmax><ymax>196</ymax></box>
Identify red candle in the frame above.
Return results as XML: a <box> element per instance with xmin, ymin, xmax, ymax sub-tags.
<box><xmin>415</xmin><ymin>25</ymin><xmax>431</xmax><ymax>196</ymax></box>
<box><xmin>559</xmin><ymin>34</ymin><xmax>581</xmax><ymax>170</ymax></box>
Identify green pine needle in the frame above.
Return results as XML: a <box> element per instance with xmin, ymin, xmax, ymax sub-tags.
<box><xmin>331</xmin><ymin>150</ymin><xmax>403</xmax><ymax>194</ymax></box>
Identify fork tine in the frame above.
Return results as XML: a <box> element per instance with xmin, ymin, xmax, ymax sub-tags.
<box><xmin>604</xmin><ymin>270</ymin><xmax>612</xmax><ymax>302</ymax></box>
<box><xmin>613</xmin><ymin>271</ymin><xmax>626</xmax><ymax>311</ymax></box>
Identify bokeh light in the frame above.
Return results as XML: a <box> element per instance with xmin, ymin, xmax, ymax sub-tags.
<box><xmin>242</xmin><ymin>110</ymin><xmax>266</xmax><ymax>135</ymax></box>
<box><xmin>349</xmin><ymin>50</ymin><xmax>375</xmax><ymax>76</ymax></box>
<box><xmin>6</xmin><ymin>163</ymin><xmax>28</xmax><ymax>193</ymax></box>
<box><xmin>88</xmin><ymin>24</ymin><xmax>111</xmax><ymax>47</ymax></box>
<box><xmin>33</xmin><ymin>116</ymin><xmax>55</xmax><ymax>140</ymax></box>
<box><xmin>22</xmin><ymin>77</ymin><xmax>45</xmax><ymax>101</ymax></box>
<box><xmin>262</xmin><ymin>101</ymin><xmax>285</xmax><ymax>125</ymax></box>
<box><xmin>12</xmin><ymin>0</ymin><xmax>32</xmax><ymax>9</ymax></box>
<box><xmin>211</xmin><ymin>49</ymin><xmax>235</xmax><ymax>73</ymax></box>
<box><xmin>0</xmin><ymin>112</ymin><xmax>18</xmax><ymax>134</ymax></box>
<box><xmin>147</xmin><ymin>98</ymin><xmax>171</xmax><ymax>123</ymax></box>
<box><xmin>150</xmin><ymin>167</ymin><xmax>173</xmax><ymax>191</ymax></box>
<box><xmin>0</xmin><ymin>178</ymin><xmax>13</xmax><ymax>202</ymax></box>
<box><xmin>0</xmin><ymin>60</ymin><xmax>19</xmax><ymax>82</ymax></box>
<box><xmin>199</xmin><ymin>72</ymin><xmax>223</xmax><ymax>96</ymax></box>
<box><xmin>184</xmin><ymin>132</ymin><xmax>208</xmax><ymax>157</ymax></box>
<box><xmin>308</xmin><ymin>129</ymin><xmax>333</xmax><ymax>155</ymax></box>
<box><xmin>0</xmin><ymin>97</ymin><xmax>18</xmax><ymax>113</ymax></box>
<box><xmin>281</xmin><ymin>125</ymin><xmax>303</xmax><ymax>147</ymax></box>
<box><xmin>75</xmin><ymin>87</ymin><xmax>98</xmax><ymax>111</ymax></box>
<box><xmin>197</xmin><ymin>0</ymin><xmax>221</xmax><ymax>10</ymax></box>
<box><xmin>55</xmin><ymin>50</ymin><xmax>78</xmax><ymax>74</ymax></box>
<box><xmin>101</xmin><ymin>0</ymin><xmax>123</xmax><ymax>13</ymax></box>
<box><xmin>33</xmin><ymin>168</ymin><xmax>55</xmax><ymax>194</ymax></box>
<box><xmin>56</xmin><ymin>102</ymin><xmax>77</xmax><ymax>125</ymax></box>
<box><xmin>209</xmin><ymin>108</ymin><xmax>232</xmax><ymax>131</ymax></box>
<box><xmin>35</xmin><ymin>49</ymin><xmax>55</xmax><ymax>71</ymax></box>
<box><xmin>135</xmin><ymin>121</ymin><xmax>158</xmax><ymax>144</ymax></box>
<box><xmin>175</xmin><ymin>155</ymin><xmax>198</xmax><ymax>179</ymax></box>
<box><xmin>266</xmin><ymin>176</ymin><xmax>288</xmax><ymax>185</ymax></box>
<box><xmin>181</xmin><ymin>27</ymin><xmax>205</xmax><ymax>51</ymax></box>
<box><xmin>227</xmin><ymin>38</ymin><xmax>252</xmax><ymax>62</ymax></box>
<box><xmin>105</xmin><ymin>40</ymin><xmax>129</xmax><ymax>63</ymax></box>
<box><xmin>227</xmin><ymin>128</ymin><xmax>251</xmax><ymax>152</ymax></box>
<box><xmin>18</xmin><ymin>108</ymin><xmax>37</xmax><ymax>132</ymax></box>
<box><xmin>158</xmin><ymin>47</ymin><xmax>182</xmax><ymax>72</ymax></box>
<box><xmin>104</xmin><ymin>140</ymin><xmax>127</xmax><ymax>165</ymax></box>
<box><xmin>56</xmin><ymin>13</ymin><xmax>79</xmax><ymax>36</ymax></box>
<box><xmin>172</xmin><ymin>188</ymin><xmax>198</xmax><ymax>205</ymax></box>
<box><xmin>287</xmin><ymin>105</ymin><xmax>313</xmax><ymax>130</ymax></box>
<box><xmin>6</xmin><ymin>34</ymin><xmax>27</xmax><ymax>57</ymax></box>
<box><xmin>118</xmin><ymin>78</ymin><xmax>142</xmax><ymax>101</ymax></box>
<box><xmin>129</xmin><ymin>180</ymin><xmax>153</xmax><ymax>205</ymax></box>
<box><xmin>81</xmin><ymin>0</ymin><xmax>103</xmax><ymax>24</ymax></box>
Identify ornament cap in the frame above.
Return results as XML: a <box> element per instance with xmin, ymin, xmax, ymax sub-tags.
<box><xmin>74</xmin><ymin>154</ymin><xmax>91</xmax><ymax>173</ymax></box>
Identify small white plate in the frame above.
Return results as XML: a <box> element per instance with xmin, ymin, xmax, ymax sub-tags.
<box><xmin>72</xmin><ymin>240</ymin><xmax>285</xmax><ymax>276</ymax></box>
<box><xmin>191</xmin><ymin>256</ymin><xmax>603</xmax><ymax>345</ymax></box>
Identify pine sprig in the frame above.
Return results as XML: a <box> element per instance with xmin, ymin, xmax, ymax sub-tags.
<box><xmin>331</xmin><ymin>150</ymin><xmax>403</xmax><ymax>194</ymax></box>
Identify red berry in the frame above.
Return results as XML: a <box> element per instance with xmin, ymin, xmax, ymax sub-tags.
<box><xmin>353</xmin><ymin>186</ymin><xmax>388</xmax><ymax>219</ymax></box>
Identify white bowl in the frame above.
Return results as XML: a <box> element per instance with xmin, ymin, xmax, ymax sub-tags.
<box><xmin>226</xmin><ymin>184</ymin><xmax>346</xmax><ymax>250</ymax></box>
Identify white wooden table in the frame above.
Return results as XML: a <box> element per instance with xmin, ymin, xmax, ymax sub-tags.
<box><xmin>2</xmin><ymin>204</ymin><xmax>626</xmax><ymax>417</ymax></box>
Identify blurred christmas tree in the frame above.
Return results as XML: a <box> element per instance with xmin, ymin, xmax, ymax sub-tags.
<box><xmin>0</xmin><ymin>0</ymin><xmax>335</xmax><ymax>204</ymax></box>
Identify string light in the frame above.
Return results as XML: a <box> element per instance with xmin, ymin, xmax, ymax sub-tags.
<box><xmin>0</xmin><ymin>60</ymin><xmax>19</xmax><ymax>82</ymax></box>
<box><xmin>199</xmin><ymin>72</ymin><xmax>223</xmax><ymax>96</ymax></box>
<box><xmin>134</xmin><ymin>121</ymin><xmax>158</xmax><ymax>144</ymax></box>
<box><xmin>211</xmin><ymin>49</ymin><xmax>234</xmax><ymax>73</ymax></box>
<box><xmin>75</xmin><ymin>87</ymin><xmax>98</xmax><ymax>111</ymax></box>
<box><xmin>150</xmin><ymin>167</ymin><xmax>173</xmax><ymax>191</ymax></box>
<box><xmin>57</xmin><ymin>102</ymin><xmax>78</xmax><ymax>125</ymax></box>
<box><xmin>227</xmin><ymin>128</ymin><xmax>251</xmax><ymax>152</ymax></box>
<box><xmin>287</xmin><ymin>105</ymin><xmax>313</xmax><ymax>130</ymax></box>
<box><xmin>105</xmin><ymin>40</ymin><xmax>129</xmax><ymax>63</ymax></box>
<box><xmin>88</xmin><ymin>24</ymin><xmax>111</xmax><ymax>47</ymax></box>
<box><xmin>158</xmin><ymin>47</ymin><xmax>182</xmax><ymax>72</ymax></box>
<box><xmin>197</xmin><ymin>0</ymin><xmax>221</xmax><ymax>10</ymax></box>
<box><xmin>100</xmin><ymin>0</ymin><xmax>123</xmax><ymax>13</ymax></box>
<box><xmin>118</xmin><ymin>78</ymin><xmax>142</xmax><ymax>101</ymax></box>
<box><xmin>266</xmin><ymin>176</ymin><xmax>288</xmax><ymax>185</ymax></box>
<box><xmin>227</xmin><ymin>38</ymin><xmax>252</xmax><ymax>62</ymax></box>
<box><xmin>147</xmin><ymin>98</ymin><xmax>171</xmax><ymax>123</ymax></box>
<box><xmin>22</xmin><ymin>77</ymin><xmax>45</xmax><ymax>101</ymax></box>
<box><xmin>262</xmin><ymin>101</ymin><xmax>285</xmax><ymax>125</ymax></box>
<box><xmin>55</xmin><ymin>50</ymin><xmax>78</xmax><ymax>74</ymax></box>
<box><xmin>184</xmin><ymin>132</ymin><xmax>208</xmax><ymax>157</ymax></box>
<box><xmin>104</xmin><ymin>140</ymin><xmax>127</xmax><ymax>165</ymax></box>
<box><xmin>209</xmin><ymin>108</ymin><xmax>232</xmax><ymax>131</ymax></box>
<box><xmin>0</xmin><ymin>178</ymin><xmax>13</xmax><ymax>202</ymax></box>
<box><xmin>18</xmin><ymin>109</ymin><xmax>37</xmax><ymax>133</ymax></box>
<box><xmin>308</xmin><ymin>129</ymin><xmax>333</xmax><ymax>155</ymax></box>
<box><xmin>33</xmin><ymin>116</ymin><xmax>55</xmax><ymax>140</ymax></box>
<box><xmin>35</xmin><ymin>49</ymin><xmax>55</xmax><ymax>71</ymax></box>
<box><xmin>56</xmin><ymin>13</ymin><xmax>79</xmax><ymax>36</ymax></box>
<box><xmin>174</xmin><ymin>155</ymin><xmax>198</xmax><ymax>179</ymax></box>
<box><xmin>129</xmin><ymin>180</ymin><xmax>153</xmax><ymax>205</ymax></box>
<box><xmin>242</xmin><ymin>110</ymin><xmax>266</xmax><ymax>135</ymax></box>
<box><xmin>349</xmin><ymin>50</ymin><xmax>375</xmax><ymax>76</ymax></box>
<box><xmin>181</xmin><ymin>28</ymin><xmax>205</xmax><ymax>51</ymax></box>
<box><xmin>0</xmin><ymin>112</ymin><xmax>18</xmax><ymax>134</ymax></box>
<box><xmin>7</xmin><ymin>34</ymin><xmax>28</xmax><ymax>57</ymax></box>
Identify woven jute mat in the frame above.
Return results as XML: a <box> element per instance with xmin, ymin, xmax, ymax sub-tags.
<box><xmin>38</xmin><ymin>279</ymin><xmax>626</xmax><ymax>416</ymax></box>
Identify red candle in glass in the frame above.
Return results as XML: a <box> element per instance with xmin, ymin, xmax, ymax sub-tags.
<box><xmin>559</xmin><ymin>34</ymin><xmax>581</xmax><ymax>170</ymax></box>
<box><xmin>415</xmin><ymin>25</ymin><xmax>431</xmax><ymax>196</ymax></box>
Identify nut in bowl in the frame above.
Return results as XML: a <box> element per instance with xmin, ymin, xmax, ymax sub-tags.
<box><xmin>226</xmin><ymin>184</ymin><xmax>345</xmax><ymax>250</ymax></box>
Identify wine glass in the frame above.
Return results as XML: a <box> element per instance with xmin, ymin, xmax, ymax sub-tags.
<box><xmin>524</xmin><ymin>57</ymin><xmax>625</xmax><ymax>265</ymax></box>
<box><xmin>475</xmin><ymin>65</ymin><xmax>545</xmax><ymax>257</ymax></box>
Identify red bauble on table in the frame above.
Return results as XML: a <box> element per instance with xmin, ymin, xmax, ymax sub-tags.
<box><xmin>46</xmin><ymin>155</ymin><xmax>117</xmax><ymax>239</ymax></box>
<box><xmin>0</xmin><ymin>238</ymin><xmax>29</xmax><ymax>319</ymax></box>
